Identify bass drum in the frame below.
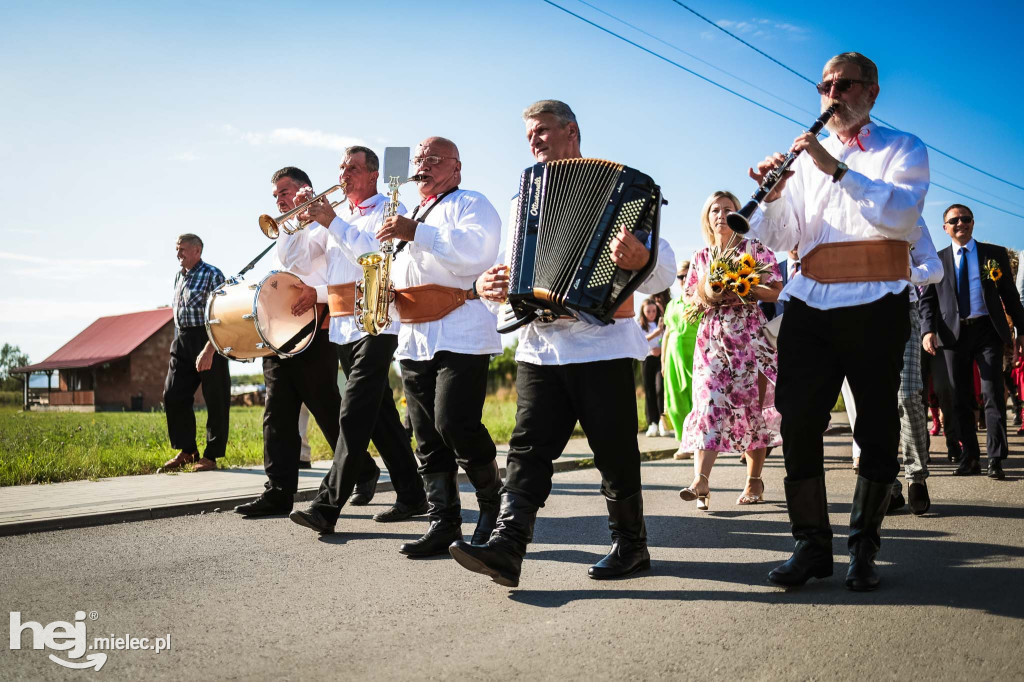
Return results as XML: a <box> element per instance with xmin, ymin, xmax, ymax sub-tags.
<box><xmin>205</xmin><ymin>271</ymin><xmax>317</xmax><ymax>361</ymax></box>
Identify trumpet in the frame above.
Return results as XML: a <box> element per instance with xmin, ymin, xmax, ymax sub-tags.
<box><xmin>259</xmin><ymin>183</ymin><xmax>345</xmax><ymax>239</ymax></box>
<box><xmin>726</xmin><ymin>102</ymin><xmax>838</xmax><ymax>235</ymax></box>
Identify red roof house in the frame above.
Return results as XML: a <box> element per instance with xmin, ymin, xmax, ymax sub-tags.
<box><xmin>13</xmin><ymin>308</ymin><xmax>187</xmax><ymax>412</ymax></box>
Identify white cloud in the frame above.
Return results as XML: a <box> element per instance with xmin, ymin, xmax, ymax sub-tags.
<box><xmin>0</xmin><ymin>298</ymin><xmax>159</xmax><ymax>324</ymax></box>
<box><xmin>0</xmin><ymin>251</ymin><xmax>149</xmax><ymax>281</ymax></box>
<box><xmin>221</xmin><ymin>124</ymin><xmax>367</xmax><ymax>152</ymax></box>
<box><xmin>716</xmin><ymin>18</ymin><xmax>807</xmax><ymax>40</ymax></box>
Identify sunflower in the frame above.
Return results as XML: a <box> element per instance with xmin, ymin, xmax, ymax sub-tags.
<box><xmin>734</xmin><ymin>279</ymin><xmax>752</xmax><ymax>297</ymax></box>
<box><xmin>746</xmin><ymin>274</ymin><xmax>761</xmax><ymax>287</ymax></box>
<box><xmin>737</xmin><ymin>265</ymin><xmax>753</xmax><ymax>277</ymax></box>
<box><xmin>710</xmin><ymin>281</ymin><xmax>725</xmax><ymax>294</ymax></box>
<box><xmin>739</xmin><ymin>253</ymin><xmax>756</xmax><ymax>269</ymax></box>
<box><xmin>991</xmin><ymin>267</ymin><xmax>1003</xmax><ymax>281</ymax></box>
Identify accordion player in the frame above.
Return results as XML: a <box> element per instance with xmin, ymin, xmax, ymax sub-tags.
<box><xmin>497</xmin><ymin>158</ymin><xmax>662</xmax><ymax>333</ymax></box>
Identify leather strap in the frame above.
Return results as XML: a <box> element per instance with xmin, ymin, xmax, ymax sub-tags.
<box><xmin>318</xmin><ymin>304</ymin><xmax>330</xmax><ymax>330</ymax></box>
<box><xmin>327</xmin><ymin>282</ymin><xmax>358</xmax><ymax>317</ymax></box>
<box><xmin>394</xmin><ymin>284</ymin><xmax>469</xmax><ymax>323</ymax></box>
<box><xmin>556</xmin><ymin>294</ymin><xmax>636</xmax><ymax>320</ymax></box>
<box><xmin>800</xmin><ymin>240</ymin><xmax>910</xmax><ymax>284</ymax></box>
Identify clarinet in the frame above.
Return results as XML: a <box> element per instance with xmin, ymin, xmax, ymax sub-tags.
<box><xmin>726</xmin><ymin>102</ymin><xmax>838</xmax><ymax>234</ymax></box>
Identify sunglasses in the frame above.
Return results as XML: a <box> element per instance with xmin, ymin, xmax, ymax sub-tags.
<box><xmin>945</xmin><ymin>216</ymin><xmax>974</xmax><ymax>226</ymax></box>
<box><xmin>815</xmin><ymin>78</ymin><xmax>870</xmax><ymax>95</ymax></box>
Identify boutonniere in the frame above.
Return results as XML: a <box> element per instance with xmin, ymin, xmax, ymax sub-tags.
<box><xmin>981</xmin><ymin>259</ymin><xmax>1003</xmax><ymax>283</ymax></box>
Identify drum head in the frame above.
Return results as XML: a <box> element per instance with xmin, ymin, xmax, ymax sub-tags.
<box><xmin>255</xmin><ymin>272</ymin><xmax>316</xmax><ymax>355</ymax></box>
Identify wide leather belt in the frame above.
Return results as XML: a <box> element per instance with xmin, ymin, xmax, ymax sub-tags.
<box><xmin>800</xmin><ymin>240</ymin><xmax>910</xmax><ymax>284</ymax></box>
<box><xmin>395</xmin><ymin>284</ymin><xmax>470</xmax><ymax>324</ymax></box>
<box><xmin>327</xmin><ymin>282</ymin><xmax>357</xmax><ymax>318</ymax></box>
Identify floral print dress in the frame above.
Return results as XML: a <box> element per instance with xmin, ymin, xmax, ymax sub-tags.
<box><xmin>680</xmin><ymin>238</ymin><xmax>782</xmax><ymax>453</ymax></box>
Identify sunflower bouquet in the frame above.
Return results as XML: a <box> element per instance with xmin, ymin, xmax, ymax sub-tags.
<box><xmin>686</xmin><ymin>245</ymin><xmax>774</xmax><ymax>323</ymax></box>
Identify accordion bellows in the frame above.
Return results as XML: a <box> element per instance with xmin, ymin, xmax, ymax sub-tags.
<box><xmin>498</xmin><ymin>158</ymin><xmax>662</xmax><ymax>333</ymax></box>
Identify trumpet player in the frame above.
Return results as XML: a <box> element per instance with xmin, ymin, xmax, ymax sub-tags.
<box><xmin>744</xmin><ymin>52</ymin><xmax>930</xmax><ymax>592</ymax></box>
<box><xmin>235</xmin><ymin>167</ymin><xmax>353</xmax><ymax>517</ymax></box>
<box><xmin>373</xmin><ymin>136</ymin><xmax>504</xmax><ymax>557</ymax></box>
<box><xmin>285</xmin><ymin>148</ymin><xmax>427</xmax><ymax>534</ymax></box>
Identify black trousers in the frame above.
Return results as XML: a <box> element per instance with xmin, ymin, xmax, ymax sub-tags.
<box><xmin>262</xmin><ymin>329</ymin><xmax>342</xmax><ymax>494</ymax></box>
<box><xmin>641</xmin><ymin>355</ymin><xmax>662</xmax><ymax>426</ymax></box>
<box><xmin>776</xmin><ymin>292</ymin><xmax>909</xmax><ymax>484</ymax></box>
<box><xmin>163</xmin><ymin>327</ymin><xmax>230</xmax><ymax>459</ymax></box>
<box><xmin>399</xmin><ymin>351</ymin><xmax>496</xmax><ymax>475</ymax></box>
<box><xmin>311</xmin><ymin>334</ymin><xmax>423</xmax><ymax>522</ymax></box>
<box><xmin>944</xmin><ymin>317</ymin><xmax>1008</xmax><ymax>463</ymax></box>
<box><xmin>504</xmin><ymin>359</ymin><xmax>642</xmax><ymax>506</ymax></box>
<box><xmin>927</xmin><ymin>341</ymin><xmax>962</xmax><ymax>456</ymax></box>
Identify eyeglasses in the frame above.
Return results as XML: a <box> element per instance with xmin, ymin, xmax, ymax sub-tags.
<box><xmin>945</xmin><ymin>216</ymin><xmax>974</xmax><ymax>226</ymax></box>
<box><xmin>815</xmin><ymin>78</ymin><xmax>870</xmax><ymax>95</ymax></box>
<box><xmin>411</xmin><ymin>155</ymin><xmax>457</xmax><ymax>166</ymax></box>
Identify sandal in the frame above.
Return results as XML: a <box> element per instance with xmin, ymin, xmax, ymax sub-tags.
<box><xmin>679</xmin><ymin>473</ymin><xmax>711</xmax><ymax>511</ymax></box>
<box><xmin>736</xmin><ymin>476</ymin><xmax>765</xmax><ymax>505</ymax></box>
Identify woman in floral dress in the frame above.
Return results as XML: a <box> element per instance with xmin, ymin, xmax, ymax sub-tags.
<box><xmin>679</xmin><ymin>190</ymin><xmax>783</xmax><ymax>510</ymax></box>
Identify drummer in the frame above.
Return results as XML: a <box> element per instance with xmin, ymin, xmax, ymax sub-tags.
<box><xmin>233</xmin><ymin>167</ymin><xmax>352</xmax><ymax>517</ymax></box>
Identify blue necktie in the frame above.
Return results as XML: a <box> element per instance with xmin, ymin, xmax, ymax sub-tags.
<box><xmin>957</xmin><ymin>247</ymin><xmax>971</xmax><ymax>317</ymax></box>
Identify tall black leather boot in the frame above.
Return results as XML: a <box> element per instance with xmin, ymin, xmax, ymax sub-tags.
<box><xmin>399</xmin><ymin>472</ymin><xmax>462</xmax><ymax>557</ymax></box>
<box><xmin>845</xmin><ymin>475</ymin><xmax>893</xmax><ymax>591</ymax></box>
<box><xmin>768</xmin><ymin>476</ymin><xmax>834</xmax><ymax>587</ymax></box>
<box><xmin>589</xmin><ymin>491</ymin><xmax>651</xmax><ymax>579</ymax></box>
<box><xmin>465</xmin><ymin>460</ymin><xmax>503</xmax><ymax>545</ymax></box>
<box><xmin>449</xmin><ymin>491</ymin><xmax>538</xmax><ymax>587</ymax></box>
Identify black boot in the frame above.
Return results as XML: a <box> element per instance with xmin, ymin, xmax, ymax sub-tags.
<box><xmin>589</xmin><ymin>491</ymin><xmax>651</xmax><ymax>579</ymax></box>
<box><xmin>845</xmin><ymin>475</ymin><xmax>893</xmax><ymax>592</ymax></box>
<box><xmin>465</xmin><ymin>460</ymin><xmax>502</xmax><ymax>545</ymax></box>
<box><xmin>399</xmin><ymin>472</ymin><xmax>462</xmax><ymax>557</ymax></box>
<box><xmin>768</xmin><ymin>476</ymin><xmax>833</xmax><ymax>587</ymax></box>
<box><xmin>449</xmin><ymin>491</ymin><xmax>539</xmax><ymax>587</ymax></box>
<box><xmin>350</xmin><ymin>462</ymin><xmax>380</xmax><ymax>506</ymax></box>
<box><xmin>234</xmin><ymin>487</ymin><xmax>293</xmax><ymax>516</ymax></box>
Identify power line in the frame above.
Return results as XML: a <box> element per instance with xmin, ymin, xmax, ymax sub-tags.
<box><xmin>540</xmin><ymin>0</ymin><xmax>1024</xmax><ymax>220</ymax></box>
<box><xmin>667</xmin><ymin>0</ymin><xmax>1024</xmax><ymax>194</ymax></box>
<box><xmin>573</xmin><ymin>0</ymin><xmax>817</xmax><ymax>119</ymax></box>
<box><xmin>538</xmin><ymin>0</ymin><xmax>807</xmax><ymax>128</ymax></box>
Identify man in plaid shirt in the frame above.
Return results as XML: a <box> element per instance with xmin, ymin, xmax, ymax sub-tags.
<box><xmin>161</xmin><ymin>233</ymin><xmax>231</xmax><ymax>472</ymax></box>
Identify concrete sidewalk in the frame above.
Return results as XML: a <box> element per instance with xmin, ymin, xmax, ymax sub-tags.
<box><xmin>0</xmin><ymin>434</ymin><xmax>681</xmax><ymax>536</ymax></box>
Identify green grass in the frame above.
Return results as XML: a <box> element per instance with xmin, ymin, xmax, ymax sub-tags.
<box><xmin>0</xmin><ymin>394</ymin><xmax>649</xmax><ymax>487</ymax></box>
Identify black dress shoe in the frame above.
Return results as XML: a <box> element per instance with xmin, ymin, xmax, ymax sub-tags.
<box><xmin>289</xmin><ymin>507</ymin><xmax>335</xmax><ymax>534</ymax></box>
<box><xmin>987</xmin><ymin>460</ymin><xmax>1006</xmax><ymax>480</ymax></box>
<box><xmin>350</xmin><ymin>467</ymin><xmax>380</xmax><ymax>506</ymax></box>
<box><xmin>234</xmin><ymin>490</ymin><xmax>293</xmax><ymax>517</ymax></box>
<box><xmin>908</xmin><ymin>481</ymin><xmax>930</xmax><ymax>515</ymax></box>
<box><xmin>886</xmin><ymin>491</ymin><xmax>905</xmax><ymax>515</ymax></box>
<box><xmin>373</xmin><ymin>498</ymin><xmax>429</xmax><ymax>523</ymax></box>
<box><xmin>297</xmin><ymin>460</ymin><xmax>312</xmax><ymax>470</ymax></box>
<box><xmin>954</xmin><ymin>457</ymin><xmax>981</xmax><ymax>476</ymax></box>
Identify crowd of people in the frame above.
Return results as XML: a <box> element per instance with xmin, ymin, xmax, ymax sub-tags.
<box><xmin>159</xmin><ymin>51</ymin><xmax>1021</xmax><ymax>594</ymax></box>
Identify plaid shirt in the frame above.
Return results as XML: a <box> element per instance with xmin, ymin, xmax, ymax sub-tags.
<box><xmin>172</xmin><ymin>260</ymin><xmax>225</xmax><ymax>329</ymax></box>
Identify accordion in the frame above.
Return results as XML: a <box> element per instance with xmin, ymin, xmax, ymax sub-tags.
<box><xmin>497</xmin><ymin>158</ymin><xmax>662</xmax><ymax>333</ymax></box>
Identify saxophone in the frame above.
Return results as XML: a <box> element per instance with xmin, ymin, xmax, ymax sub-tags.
<box><xmin>354</xmin><ymin>176</ymin><xmax>402</xmax><ymax>335</ymax></box>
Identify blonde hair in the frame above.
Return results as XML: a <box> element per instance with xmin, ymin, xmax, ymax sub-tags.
<box><xmin>699</xmin><ymin>191</ymin><xmax>741</xmax><ymax>246</ymax></box>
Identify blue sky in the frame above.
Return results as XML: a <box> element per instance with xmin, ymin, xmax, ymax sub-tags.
<box><xmin>3</xmin><ymin>0</ymin><xmax>1022</xmax><ymax>370</ymax></box>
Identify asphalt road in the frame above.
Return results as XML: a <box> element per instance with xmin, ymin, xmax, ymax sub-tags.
<box><xmin>2</xmin><ymin>434</ymin><xmax>1022</xmax><ymax>681</ymax></box>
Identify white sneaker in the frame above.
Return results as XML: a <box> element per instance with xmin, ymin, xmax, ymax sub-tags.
<box><xmin>659</xmin><ymin>425</ymin><xmax>674</xmax><ymax>438</ymax></box>
<box><xmin>645</xmin><ymin>424</ymin><xmax>659</xmax><ymax>437</ymax></box>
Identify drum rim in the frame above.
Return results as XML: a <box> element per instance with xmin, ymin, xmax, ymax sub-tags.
<box><xmin>251</xmin><ymin>270</ymin><xmax>318</xmax><ymax>358</ymax></box>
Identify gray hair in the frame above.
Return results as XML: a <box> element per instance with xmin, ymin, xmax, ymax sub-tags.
<box><xmin>344</xmin><ymin>145</ymin><xmax>379</xmax><ymax>173</ymax></box>
<box><xmin>522</xmin><ymin>99</ymin><xmax>581</xmax><ymax>144</ymax></box>
<box><xmin>177</xmin><ymin>233</ymin><xmax>203</xmax><ymax>250</ymax></box>
<box><xmin>824</xmin><ymin>52</ymin><xmax>878</xmax><ymax>84</ymax></box>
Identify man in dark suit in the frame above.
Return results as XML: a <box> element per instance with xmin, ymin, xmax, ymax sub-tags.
<box><xmin>921</xmin><ymin>204</ymin><xmax>1024</xmax><ymax>480</ymax></box>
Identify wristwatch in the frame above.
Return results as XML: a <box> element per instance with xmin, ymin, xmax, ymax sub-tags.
<box><xmin>832</xmin><ymin>161</ymin><xmax>848</xmax><ymax>183</ymax></box>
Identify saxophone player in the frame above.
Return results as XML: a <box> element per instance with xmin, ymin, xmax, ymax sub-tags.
<box><xmin>284</xmin><ymin>146</ymin><xmax>427</xmax><ymax>534</ymax></box>
<box><xmin>373</xmin><ymin>136</ymin><xmax>505</xmax><ymax>558</ymax></box>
